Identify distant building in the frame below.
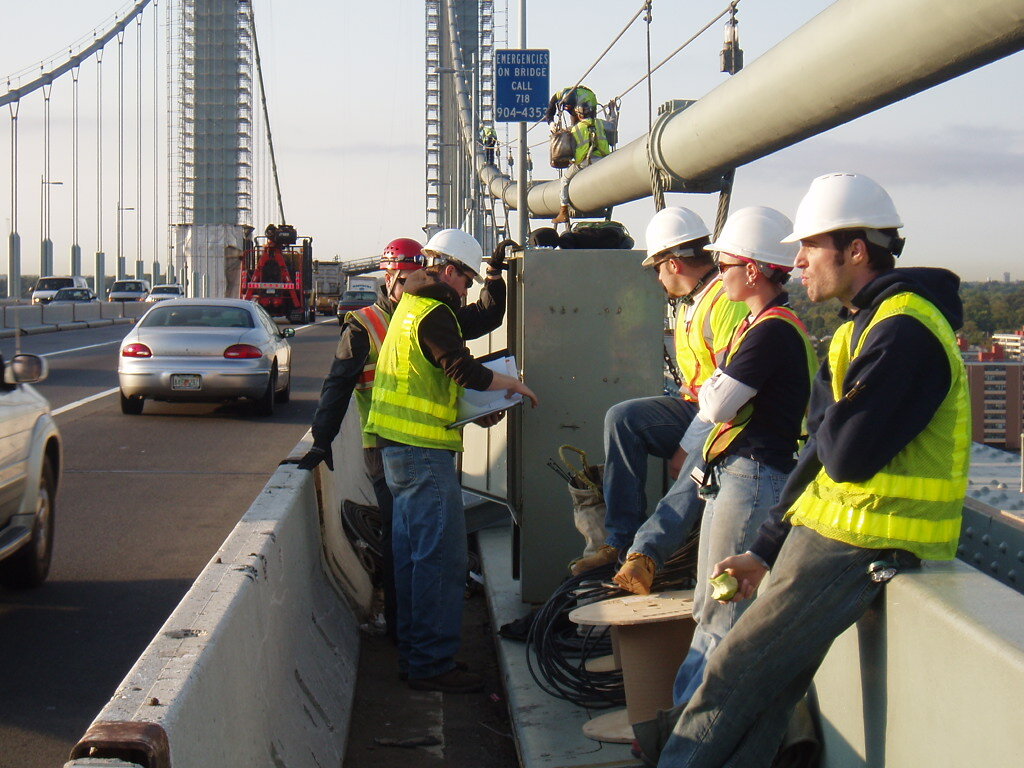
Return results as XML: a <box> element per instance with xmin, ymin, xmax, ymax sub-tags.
<box><xmin>1004</xmin><ymin>272</ymin><xmax>1012</xmax><ymax>283</ymax></box>
<box><xmin>992</xmin><ymin>330</ymin><xmax>1024</xmax><ymax>360</ymax></box>
<box><xmin>966</xmin><ymin>357</ymin><xmax>1023</xmax><ymax>450</ymax></box>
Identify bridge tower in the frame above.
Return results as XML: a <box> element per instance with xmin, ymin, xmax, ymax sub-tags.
<box><xmin>168</xmin><ymin>0</ymin><xmax>254</xmax><ymax>297</ymax></box>
<box><xmin>425</xmin><ymin>1</ymin><xmax>501</xmax><ymax>254</ymax></box>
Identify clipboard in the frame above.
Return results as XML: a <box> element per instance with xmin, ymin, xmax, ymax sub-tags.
<box><xmin>445</xmin><ymin>350</ymin><xmax>523</xmax><ymax>429</ymax></box>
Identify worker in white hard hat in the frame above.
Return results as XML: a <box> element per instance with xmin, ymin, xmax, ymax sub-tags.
<box><xmin>365</xmin><ymin>227</ymin><xmax>538</xmax><ymax>695</ymax></box>
<box><xmin>649</xmin><ymin>174</ymin><xmax>970</xmax><ymax>768</ymax></box>
<box><xmin>617</xmin><ymin>207</ymin><xmax>816</xmax><ymax>708</ymax></box>
<box><xmin>570</xmin><ymin>207</ymin><xmax>748</xmax><ymax>575</ymax></box>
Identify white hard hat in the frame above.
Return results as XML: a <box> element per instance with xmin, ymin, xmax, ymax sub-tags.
<box><xmin>423</xmin><ymin>228</ymin><xmax>484</xmax><ymax>284</ymax></box>
<box><xmin>642</xmin><ymin>207</ymin><xmax>712</xmax><ymax>267</ymax></box>
<box><xmin>782</xmin><ymin>172</ymin><xmax>902</xmax><ymax>243</ymax></box>
<box><xmin>705</xmin><ymin>207</ymin><xmax>798</xmax><ymax>268</ymax></box>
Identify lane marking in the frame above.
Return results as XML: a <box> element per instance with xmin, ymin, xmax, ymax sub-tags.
<box><xmin>40</xmin><ymin>340</ymin><xmax>122</xmax><ymax>357</ymax></box>
<box><xmin>52</xmin><ymin>387</ymin><xmax>118</xmax><ymax>416</ymax></box>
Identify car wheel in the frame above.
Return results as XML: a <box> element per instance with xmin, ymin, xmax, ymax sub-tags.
<box><xmin>255</xmin><ymin>367</ymin><xmax>277</xmax><ymax>416</ymax></box>
<box><xmin>0</xmin><ymin>458</ymin><xmax>56</xmax><ymax>589</ymax></box>
<box><xmin>275</xmin><ymin>370</ymin><xmax>291</xmax><ymax>404</ymax></box>
<box><xmin>120</xmin><ymin>390</ymin><xmax>144</xmax><ymax>415</ymax></box>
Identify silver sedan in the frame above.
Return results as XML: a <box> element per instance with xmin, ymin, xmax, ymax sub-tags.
<box><xmin>117</xmin><ymin>298</ymin><xmax>294</xmax><ymax>416</ymax></box>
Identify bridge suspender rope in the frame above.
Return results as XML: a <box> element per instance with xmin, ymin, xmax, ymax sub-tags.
<box><xmin>246</xmin><ymin>4</ymin><xmax>286</xmax><ymax>225</ymax></box>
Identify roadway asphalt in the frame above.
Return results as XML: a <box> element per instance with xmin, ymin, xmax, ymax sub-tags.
<box><xmin>0</xmin><ymin>316</ymin><xmax>342</xmax><ymax>768</ymax></box>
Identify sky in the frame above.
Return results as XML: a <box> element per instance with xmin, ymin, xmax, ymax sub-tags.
<box><xmin>2</xmin><ymin>0</ymin><xmax>1024</xmax><ymax>281</ymax></box>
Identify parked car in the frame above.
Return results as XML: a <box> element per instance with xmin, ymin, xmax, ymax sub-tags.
<box><xmin>31</xmin><ymin>276</ymin><xmax>89</xmax><ymax>305</ymax></box>
<box><xmin>0</xmin><ymin>352</ymin><xmax>60</xmax><ymax>588</ymax></box>
<box><xmin>108</xmin><ymin>279</ymin><xmax>151</xmax><ymax>302</ymax></box>
<box><xmin>49</xmin><ymin>287</ymin><xmax>98</xmax><ymax>303</ymax></box>
<box><xmin>145</xmin><ymin>284</ymin><xmax>185</xmax><ymax>303</ymax></box>
<box><xmin>335</xmin><ymin>289</ymin><xmax>378</xmax><ymax>325</ymax></box>
<box><xmin>118</xmin><ymin>298</ymin><xmax>294</xmax><ymax>416</ymax></box>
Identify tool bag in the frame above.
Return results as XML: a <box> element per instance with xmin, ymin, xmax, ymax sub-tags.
<box><xmin>549</xmin><ymin>128</ymin><xmax>576</xmax><ymax>169</ymax></box>
<box><xmin>558</xmin><ymin>445</ymin><xmax>606</xmax><ymax>560</ymax></box>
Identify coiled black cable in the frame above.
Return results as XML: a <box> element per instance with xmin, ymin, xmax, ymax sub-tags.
<box><xmin>525</xmin><ymin>530</ymin><xmax>701</xmax><ymax>709</ymax></box>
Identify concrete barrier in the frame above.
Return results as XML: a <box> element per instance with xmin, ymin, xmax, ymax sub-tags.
<box><xmin>3</xmin><ymin>304</ymin><xmax>47</xmax><ymax>333</ymax></box>
<box><xmin>42</xmin><ymin>303</ymin><xmax>75</xmax><ymax>325</ymax></box>
<box><xmin>122</xmin><ymin>303</ymin><xmax>149</xmax><ymax>320</ymax></box>
<box><xmin>74</xmin><ymin>303</ymin><xmax>102</xmax><ymax>322</ymax></box>
<box><xmin>813</xmin><ymin>560</ymin><xmax>1024</xmax><ymax>766</ymax></box>
<box><xmin>100</xmin><ymin>302</ymin><xmax>124</xmax><ymax>319</ymax></box>
<box><xmin>67</xmin><ymin>407</ymin><xmax>375</xmax><ymax>768</ymax></box>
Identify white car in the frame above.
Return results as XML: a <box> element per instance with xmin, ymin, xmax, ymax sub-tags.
<box><xmin>145</xmin><ymin>284</ymin><xmax>185</xmax><ymax>302</ymax></box>
<box><xmin>0</xmin><ymin>353</ymin><xmax>61</xmax><ymax>588</ymax></box>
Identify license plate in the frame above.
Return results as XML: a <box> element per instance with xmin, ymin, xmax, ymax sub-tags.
<box><xmin>171</xmin><ymin>374</ymin><xmax>202</xmax><ymax>391</ymax></box>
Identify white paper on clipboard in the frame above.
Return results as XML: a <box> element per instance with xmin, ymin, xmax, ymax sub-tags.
<box><xmin>446</xmin><ymin>353</ymin><xmax>523</xmax><ymax>429</ymax></box>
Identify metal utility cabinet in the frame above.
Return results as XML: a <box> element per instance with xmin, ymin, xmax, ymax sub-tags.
<box><xmin>506</xmin><ymin>247</ymin><xmax>666</xmax><ymax>602</ymax></box>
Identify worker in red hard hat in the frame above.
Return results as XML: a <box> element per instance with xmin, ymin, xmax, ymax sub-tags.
<box><xmin>298</xmin><ymin>235</ymin><xmax>514</xmax><ymax>640</ymax></box>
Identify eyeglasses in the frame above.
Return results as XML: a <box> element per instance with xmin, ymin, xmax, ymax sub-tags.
<box><xmin>452</xmin><ymin>266</ymin><xmax>473</xmax><ymax>290</ymax></box>
<box><xmin>717</xmin><ymin>260</ymin><xmax>746</xmax><ymax>272</ymax></box>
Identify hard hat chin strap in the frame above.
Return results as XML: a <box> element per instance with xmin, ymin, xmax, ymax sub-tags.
<box><xmin>678</xmin><ymin>267</ymin><xmax>719</xmax><ymax>306</ymax></box>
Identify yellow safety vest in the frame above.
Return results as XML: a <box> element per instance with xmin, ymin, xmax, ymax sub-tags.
<box><xmin>571</xmin><ymin>118</ymin><xmax>611</xmax><ymax>164</ymax></box>
<box><xmin>675</xmin><ymin>278</ymin><xmax>748</xmax><ymax>402</ymax></box>
<box><xmin>365</xmin><ymin>293</ymin><xmax>464</xmax><ymax>452</ymax></box>
<box><xmin>348</xmin><ymin>304</ymin><xmax>390</xmax><ymax>448</ymax></box>
<box><xmin>787</xmin><ymin>292</ymin><xmax>970</xmax><ymax>560</ymax></box>
<box><xmin>702</xmin><ymin>307</ymin><xmax>817</xmax><ymax>464</ymax></box>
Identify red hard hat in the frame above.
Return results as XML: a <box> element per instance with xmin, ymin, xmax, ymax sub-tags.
<box><xmin>380</xmin><ymin>238</ymin><xmax>424</xmax><ymax>271</ymax></box>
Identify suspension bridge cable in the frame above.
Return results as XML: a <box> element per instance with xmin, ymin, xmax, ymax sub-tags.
<box><xmin>73</xmin><ymin>67</ymin><xmax>80</xmax><ymax>254</ymax></box>
<box><xmin>0</xmin><ymin>0</ymin><xmax>153</xmax><ymax>108</ymax></box>
<box><xmin>615</xmin><ymin>0</ymin><xmax>739</xmax><ymax>101</ymax></box>
<box><xmin>246</xmin><ymin>5</ymin><xmax>286</xmax><ymax>225</ymax></box>
<box><xmin>118</xmin><ymin>30</ymin><xmax>125</xmax><ymax>277</ymax></box>
<box><xmin>96</xmin><ymin>49</ymin><xmax>103</xmax><ymax>253</ymax></box>
<box><xmin>153</xmin><ymin>0</ymin><xmax>159</xmax><ymax>278</ymax></box>
<box><xmin>136</xmin><ymin>14</ymin><xmax>143</xmax><ymax>277</ymax></box>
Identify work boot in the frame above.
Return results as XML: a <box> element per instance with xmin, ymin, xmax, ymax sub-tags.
<box><xmin>407</xmin><ymin>667</ymin><xmax>483</xmax><ymax>694</ymax></box>
<box><xmin>613</xmin><ymin>552</ymin><xmax>656</xmax><ymax>595</ymax></box>
<box><xmin>570</xmin><ymin>544</ymin><xmax>618</xmax><ymax>575</ymax></box>
<box><xmin>552</xmin><ymin>205</ymin><xmax>571</xmax><ymax>225</ymax></box>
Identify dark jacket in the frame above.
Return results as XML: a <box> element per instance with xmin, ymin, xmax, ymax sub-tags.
<box><xmin>309</xmin><ymin>272</ymin><xmax>506</xmax><ymax>447</ymax></box>
<box><xmin>749</xmin><ymin>267</ymin><xmax>964</xmax><ymax>566</ymax></box>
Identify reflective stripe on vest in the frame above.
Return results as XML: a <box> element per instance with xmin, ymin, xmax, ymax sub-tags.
<box><xmin>787</xmin><ymin>292</ymin><xmax>970</xmax><ymax>560</ymax></box>
<box><xmin>348</xmin><ymin>304</ymin><xmax>391</xmax><ymax>448</ymax></box>
<box><xmin>571</xmin><ymin>118</ymin><xmax>610</xmax><ymax>164</ymax></box>
<box><xmin>702</xmin><ymin>307</ymin><xmax>817</xmax><ymax>464</ymax></box>
<box><xmin>674</xmin><ymin>279</ymin><xmax>747</xmax><ymax>402</ymax></box>
<box><xmin>365</xmin><ymin>293</ymin><xmax>464</xmax><ymax>451</ymax></box>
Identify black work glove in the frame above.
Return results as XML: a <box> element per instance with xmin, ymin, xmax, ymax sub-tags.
<box><xmin>297</xmin><ymin>444</ymin><xmax>334</xmax><ymax>472</ymax></box>
<box><xmin>488</xmin><ymin>239</ymin><xmax>519</xmax><ymax>273</ymax></box>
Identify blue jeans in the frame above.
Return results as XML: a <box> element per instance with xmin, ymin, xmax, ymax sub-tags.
<box><xmin>630</xmin><ymin>417</ymin><xmax>713</xmax><ymax>568</ymax></box>
<box><xmin>657</xmin><ymin>525</ymin><xmax>920</xmax><ymax>768</ymax></box>
<box><xmin>671</xmin><ymin>456</ymin><xmax>787</xmax><ymax>705</ymax></box>
<box><xmin>603</xmin><ymin>396</ymin><xmax>698</xmax><ymax>552</ymax></box>
<box><xmin>381</xmin><ymin>445</ymin><xmax>467</xmax><ymax>680</ymax></box>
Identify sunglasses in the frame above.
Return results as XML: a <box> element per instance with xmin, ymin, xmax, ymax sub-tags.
<box><xmin>717</xmin><ymin>260</ymin><xmax>747</xmax><ymax>272</ymax></box>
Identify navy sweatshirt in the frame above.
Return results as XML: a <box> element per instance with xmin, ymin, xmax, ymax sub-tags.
<box><xmin>748</xmin><ymin>267</ymin><xmax>963</xmax><ymax>566</ymax></box>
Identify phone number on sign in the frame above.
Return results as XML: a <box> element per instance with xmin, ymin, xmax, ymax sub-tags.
<box><xmin>496</xmin><ymin>106</ymin><xmax>546</xmax><ymax>120</ymax></box>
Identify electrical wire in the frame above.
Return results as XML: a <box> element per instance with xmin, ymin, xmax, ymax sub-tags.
<box><xmin>525</xmin><ymin>530</ymin><xmax>700</xmax><ymax>708</ymax></box>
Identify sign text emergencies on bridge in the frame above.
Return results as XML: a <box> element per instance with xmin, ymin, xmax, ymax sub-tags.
<box><xmin>495</xmin><ymin>49</ymin><xmax>550</xmax><ymax>122</ymax></box>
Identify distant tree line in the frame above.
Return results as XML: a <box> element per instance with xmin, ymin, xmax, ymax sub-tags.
<box><xmin>785</xmin><ymin>280</ymin><xmax>1024</xmax><ymax>355</ymax></box>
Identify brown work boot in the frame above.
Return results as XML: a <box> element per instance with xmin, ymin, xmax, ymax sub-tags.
<box><xmin>407</xmin><ymin>667</ymin><xmax>483</xmax><ymax>694</ymax></box>
<box><xmin>570</xmin><ymin>544</ymin><xmax>618</xmax><ymax>575</ymax></box>
<box><xmin>552</xmin><ymin>205</ymin><xmax>571</xmax><ymax>224</ymax></box>
<box><xmin>613</xmin><ymin>552</ymin><xmax>656</xmax><ymax>595</ymax></box>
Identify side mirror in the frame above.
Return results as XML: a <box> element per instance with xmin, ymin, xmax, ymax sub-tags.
<box><xmin>281</xmin><ymin>327</ymin><xmax>296</xmax><ymax>338</ymax></box>
<box><xmin>4</xmin><ymin>353</ymin><xmax>48</xmax><ymax>385</ymax></box>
